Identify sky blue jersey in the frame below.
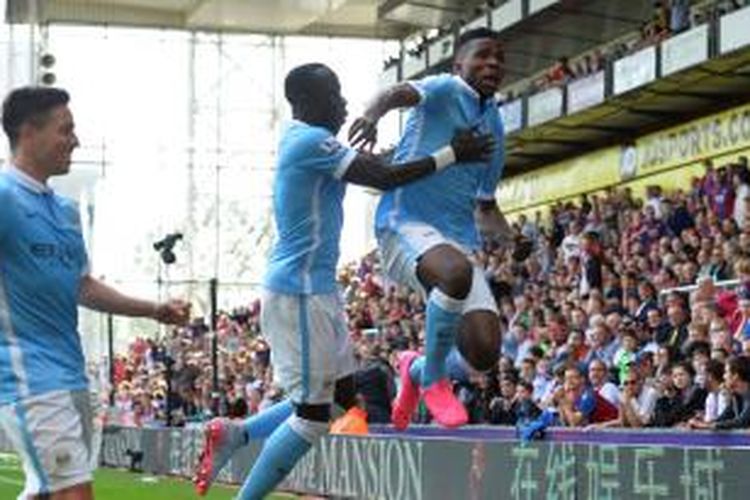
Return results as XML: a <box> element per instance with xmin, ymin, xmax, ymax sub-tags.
<box><xmin>375</xmin><ymin>74</ymin><xmax>505</xmax><ymax>251</ymax></box>
<box><xmin>0</xmin><ymin>166</ymin><xmax>90</xmax><ymax>404</ymax></box>
<box><xmin>264</xmin><ymin>121</ymin><xmax>357</xmax><ymax>295</ymax></box>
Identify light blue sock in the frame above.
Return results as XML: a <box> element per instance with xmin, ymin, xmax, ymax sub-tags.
<box><xmin>422</xmin><ymin>288</ymin><xmax>465</xmax><ymax>388</ymax></box>
<box><xmin>237</xmin><ymin>417</ymin><xmax>324</xmax><ymax>500</ymax></box>
<box><xmin>242</xmin><ymin>400</ymin><xmax>294</xmax><ymax>441</ymax></box>
<box><xmin>409</xmin><ymin>356</ymin><xmax>425</xmax><ymax>386</ymax></box>
<box><xmin>445</xmin><ymin>348</ymin><xmax>471</xmax><ymax>384</ymax></box>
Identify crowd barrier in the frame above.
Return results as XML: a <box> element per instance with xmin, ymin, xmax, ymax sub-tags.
<box><xmin>86</xmin><ymin>425</ymin><xmax>750</xmax><ymax>499</ymax></box>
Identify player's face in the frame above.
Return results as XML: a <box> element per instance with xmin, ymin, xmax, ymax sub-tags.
<box><xmin>456</xmin><ymin>38</ymin><xmax>505</xmax><ymax>98</ymax></box>
<box><xmin>315</xmin><ymin>70</ymin><xmax>348</xmax><ymax>134</ymax></box>
<box><xmin>564</xmin><ymin>370</ymin><xmax>582</xmax><ymax>391</ymax></box>
<box><xmin>25</xmin><ymin>105</ymin><xmax>79</xmax><ymax>177</ymax></box>
<box><xmin>327</xmin><ymin>76</ymin><xmax>348</xmax><ymax>134</ymax></box>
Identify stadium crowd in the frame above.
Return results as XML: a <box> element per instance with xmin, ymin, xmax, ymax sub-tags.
<box><xmin>108</xmin><ymin>154</ymin><xmax>750</xmax><ymax>432</ymax></box>
<box><xmin>511</xmin><ymin>0</ymin><xmax>750</xmax><ymax>99</ymax></box>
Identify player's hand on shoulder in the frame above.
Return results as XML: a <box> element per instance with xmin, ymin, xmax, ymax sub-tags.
<box><xmin>348</xmin><ymin>116</ymin><xmax>378</xmax><ymax>152</ymax></box>
<box><xmin>153</xmin><ymin>299</ymin><xmax>191</xmax><ymax>326</ymax></box>
<box><xmin>451</xmin><ymin>129</ymin><xmax>496</xmax><ymax>164</ymax></box>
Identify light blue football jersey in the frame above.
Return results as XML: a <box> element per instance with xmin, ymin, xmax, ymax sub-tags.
<box><xmin>375</xmin><ymin>74</ymin><xmax>505</xmax><ymax>250</ymax></box>
<box><xmin>0</xmin><ymin>166</ymin><xmax>89</xmax><ymax>404</ymax></box>
<box><xmin>264</xmin><ymin>121</ymin><xmax>357</xmax><ymax>295</ymax></box>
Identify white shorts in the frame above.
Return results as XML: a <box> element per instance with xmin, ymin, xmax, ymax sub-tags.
<box><xmin>378</xmin><ymin>222</ymin><xmax>498</xmax><ymax>315</ymax></box>
<box><xmin>261</xmin><ymin>290</ymin><xmax>357</xmax><ymax>405</ymax></box>
<box><xmin>0</xmin><ymin>390</ymin><xmax>95</xmax><ymax>498</ymax></box>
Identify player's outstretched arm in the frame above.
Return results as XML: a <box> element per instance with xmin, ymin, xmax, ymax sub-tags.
<box><xmin>78</xmin><ymin>275</ymin><xmax>191</xmax><ymax>325</ymax></box>
<box><xmin>348</xmin><ymin>82</ymin><xmax>421</xmax><ymax>151</ymax></box>
<box><xmin>343</xmin><ymin>130</ymin><xmax>495</xmax><ymax>191</ymax></box>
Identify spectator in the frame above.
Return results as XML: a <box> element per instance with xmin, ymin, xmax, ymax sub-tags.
<box><xmin>712</xmin><ymin>167</ymin><xmax>735</xmax><ymax>220</ymax></box>
<box><xmin>580</xmin><ymin>231</ymin><xmax>603</xmax><ymax>297</ymax></box>
<box><xmin>518</xmin><ymin>213</ymin><xmax>539</xmax><ymax>245</ymax></box>
<box><xmin>457</xmin><ymin>374</ymin><xmax>495</xmax><ymax>424</ymax></box>
<box><xmin>489</xmin><ymin>375</ymin><xmax>520</xmax><ymax>425</ymax></box>
<box><xmin>652</xmin><ymin>361</ymin><xmax>706</xmax><ymax>426</ymax></box>
<box><xmin>588</xmin><ymin>359</ymin><xmax>620</xmax><ymax>406</ymax></box>
<box><xmin>597</xmin><ymin>368</ymin><xmax>659</xmax><ymax>428</ymax></box>
<box><xmin>563</xmin><ymin>329</ymin><xmax>590</xmax><ymax>364</ymax></box>
<box><xmin>732</xmin><ymin>168</ymin><xmax>750</xmax><ymax>228</ymax></box>
<box><xmin>515</xmin><ymin>380</ymin><xmax>542</xmax><ymax>425</ymax></box>
<box><xmin>652</xmin><ymin>1</ymin><xmax>671</xmax><ymax>39</ymax></box>
<box><xmin>645</xmin><ymin>186</ymin><xmax>665</xmax><ymax>220</ymax></box>
<box><xmin>558</xmin><ymin>366</ymin><xmax>617</xmax><ymax>426</ymax></box>
<box><xmin>354</xmin><ymin>344</ymin><xmax>396</xmax><ymax>424</ymax></box>
<box><xmin>539</xmin><ymin>362</ymin><xmax>566</xmax><ymax>409</ymax></box>
<box><xmin>733</xmin><ymin>283</ymin><xmax>750</xmax><ymax>341</ymax></box>
<box><xmin>690</xmin><ymin>356</ymin><xmax>750</xmax><ymax>430</ymax></box>
<box><xmin>561</xmin><ymin>220</ymin><xmax>583</xmax><ymax>262</ymax></box>
<box><xmin>670</xmin><ymin>0</ymin><xmax>691</xmax><ymax>34</ymax></box>
<box><xmin>613</xmin><ymin>328</ymin><xmax>639</xmax><ymax>383</ymax></box>
<box><xmin>659</xmin><ymin>305</ymin><xmax>689</xmax><ymax>355</ymax></box>
<box><xmin>701</xmin><ymin>359</ymin><xmax>730</xmax><ymax>423</ymax></box>
<box><xmin>644</xmin><ymin>308</ymin><xmax>669</xmax><ymax>346</ymax></box>
<box><xmin>547</xmin><ymin>56</ymin><xmax>576</xmax><ymax>85</ymax></box>
<box><xmin>710</xmin><ymin>318</ymin><xmax>736</xmax><ymax>354</ymax></box>
<box><xmin>686</xmin><ymin>339</ymin><xmax>711</xmax><ymax>385</ymax></box>
<box><xmin>636</xmin><ymin>281</ymin><xmax>660</xmax><ymax>323</ymax></box>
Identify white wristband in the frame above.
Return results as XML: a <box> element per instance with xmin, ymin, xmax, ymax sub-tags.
<box><xmin>431</xmin><ymin>146</ymin><xmax>456</xmax><ymax>171</ymax></box>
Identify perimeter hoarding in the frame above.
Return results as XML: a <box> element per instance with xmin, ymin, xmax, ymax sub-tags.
<box><xmin>500</xmin><ymin>101</ymin><xmax>750</xmax><ymax>214</ymax></box>
<box><xmin>96</xmin><ymin>425</ymin><xmax>748</xmax><ymax>500</ymax></box>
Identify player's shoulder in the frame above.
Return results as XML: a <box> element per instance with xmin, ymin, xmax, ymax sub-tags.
<box><xmin>282</xmin><ymin>121</ymin><xmax>334</xmax><ymax>153</ymax></box>
<box><xmin>417</xmin><ymin>72</ymin><xmax>456</xmax><ymax>88</ymax></box>
<box><xmin>282</xmin><ymin>120</ymin><xmax>350</xmax><ymax>164</ymax></box>
<box><xmin>410</xmin><ymin>73</ymin><xmax>457</xmax><ymax>97</ymax></box>
<box><xmin>287</xmin><ymin>120</ymin><xmax>332</xmax><ymax>143</ymax></box>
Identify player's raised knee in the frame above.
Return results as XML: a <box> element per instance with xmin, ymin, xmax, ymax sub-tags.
<box><xmin>433</xmin><ymin>254</ymin><xmax>473</xmax><ymax>298</ymax></box>
<box><xmin>460</xmin><ymin>339</ymin><xmax>499</xmax><ymax>373</ymax></box>
<box><xmin>457</xmin><ymin>314</ymin><xmax>501</xmax><ymax>372</ymax></box>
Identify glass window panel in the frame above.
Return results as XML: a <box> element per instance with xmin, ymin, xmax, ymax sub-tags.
<box><xmin>3</xmin><ymin>25</ymin><xmax>392</xmax><ymax>355</ymax></box>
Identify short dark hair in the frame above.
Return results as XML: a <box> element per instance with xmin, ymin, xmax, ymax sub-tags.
<box><xmin>705</xmin><ymin>359</ymin><xmax>725</xmax><ymax>383</ymax></box>
<box><xmin>621</xmin><ymin>327</ymin><xmax>639</xmax><ymax>341</ymax></box>
<box><xmin>727</xmin><ymin>356</ymin><xmax>750</xmax><ymax>384</ymax></box>
<box><xmin>284</xmin><ymin>63</ymin><xmax>331</xmax><ymax>107</ymax></box>
<box><xmin>517</xmin><ymin>380</ymin><xmax>534</xmax><ymax>393</ymax></box>
<box><xmin>687</xmin><ymin>340</ymin><xmax>711</xmax><ymax>359</ymax></box>
<box><xmin>565</xmin><ymin>364</ymin><xmax>586</xmax><ymax>378</ymax></box>
<box><xmin>456</xmin><ymin>27</ymin><xmax>501</xmax><ymax>53</ymax></box>
<box><xmin>673</xmin><ymin>360</ymin><xmax>695</xmax><ymax>379</ymax></box>
<box><xmin>2</xmin><ymin>86</ymin><xmax>69</xmax><ymax>150</ymax></box>
<box><xmin>529</xmin><ymin>346</ymin><xmax>545</xmax><ymax>360</ymax></box>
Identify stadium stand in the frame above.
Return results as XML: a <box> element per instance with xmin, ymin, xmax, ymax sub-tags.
<box><xmin>107</xmin><ymin>154</ymin><xmax>750</xmax><ymax>432</ymax></box>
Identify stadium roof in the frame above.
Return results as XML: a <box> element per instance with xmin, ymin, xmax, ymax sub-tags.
<box><xmin>6</xmin><ymin>0</ymin><xmax>477</xmax><ymax>38</ymax></box>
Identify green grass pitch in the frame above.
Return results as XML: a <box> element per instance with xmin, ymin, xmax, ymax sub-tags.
<box><xmin>0</xmin><ymin>453</ymin><xmax>298</xmax><ymax>500</ymax></box>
